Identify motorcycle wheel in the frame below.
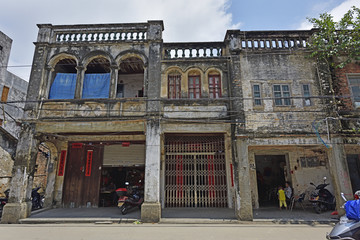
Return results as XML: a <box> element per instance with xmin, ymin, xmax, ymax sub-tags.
<box><xmin>314</xmin><ymin>204</ymin><xmax>322</xmax><ymax>214</ymax></box>
<box><xmin>121</xmin><ymin>207</ymin><xmax>127</xmax><ymax>215</ymax></box>
<box><xmin>120</xmin><ymin>205</ymin><xmax>127</xmax><ymax>215</ymax></box>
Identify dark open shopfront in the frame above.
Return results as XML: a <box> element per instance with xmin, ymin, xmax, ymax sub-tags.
<box><xmin>62</xmin><ymin>141</ymin><xmax>145</xmax><ymax>208</ymax></box>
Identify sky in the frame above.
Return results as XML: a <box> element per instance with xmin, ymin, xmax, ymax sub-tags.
<box><xmin>0</xmin><ymin>0</ymin><xmax>359</xmax><ymax>81</ymax></box>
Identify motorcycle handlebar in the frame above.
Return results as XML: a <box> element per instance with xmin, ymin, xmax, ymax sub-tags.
<box><xmin>341</xmin><ymin>192</ymin><xmax>347</xmax><ymax>202</ymax></box>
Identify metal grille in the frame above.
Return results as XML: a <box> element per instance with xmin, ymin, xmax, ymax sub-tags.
<box><xmin>165</xmin><ymin>135</ymin><xmax>227</xmax><ymax>208</ymax></box>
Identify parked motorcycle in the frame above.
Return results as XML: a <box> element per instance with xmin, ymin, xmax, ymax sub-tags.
<box><xmin>309</xmin><ymin>177</ymin><xmax>336</xmax><ymax>214</ymax></box>
<box><xmin>327</xmin><ymin>192</ymin><xmax>360</xmax><ymax>240</ymax></box>
<box><xmin>31</xmin><ymin>187</ymin><xmax>44</xmax><ymax>210</ymax></box>
<box><xmin>116</xmin><ymin>187</ymin><xmax>128</xmax><ymax>208</ymax></box>
<box><xmin>0</xmin><ymin>189</ymin><xmax>10</xmax><ymax>211</ymax></box>
<box><xmin>117</xmin><ymin>182</ymin><xmax>143</xmax><ymax>215</ymax></box>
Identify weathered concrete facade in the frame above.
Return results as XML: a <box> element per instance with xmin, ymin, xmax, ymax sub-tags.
<box><xmin>0</xmin><ymin>31</ymin><xmax>28</xmax><ymax>199</ymax></box>
<box><xmin>2</xmin><ymin>22</ymin><xmax>358</xmax><ymax>223</ymax></box>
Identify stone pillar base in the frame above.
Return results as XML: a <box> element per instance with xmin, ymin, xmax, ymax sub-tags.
<box><xmin>234</xmin><ymin>195</ymin><xmax>253</xmax><ymax>221</ymax></box>
<box><xmin>1</xmin><ymin>202</ymin><xmax>32</xmax><ymax>224</ymax></box>
<box><xmin>235</xmin><ymin>207</ymin><xmax>253</xmax><ymax>221</ymax></box>
<box><xmin>141</xmin><ymin>202</ymin><xmax>161</xmax><ymax>223</ymax></box>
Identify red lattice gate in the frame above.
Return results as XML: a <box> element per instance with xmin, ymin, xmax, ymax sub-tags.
<box><xmin>165</xmin><ymin>135</ymin><xmax>227</xmax><ymax>208</ymax></box>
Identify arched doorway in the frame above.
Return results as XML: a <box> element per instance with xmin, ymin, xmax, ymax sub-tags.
<box><xmin>34</xmin><ymin>141</ymin><xmax>58</xmax><ymax>208</ymax></box>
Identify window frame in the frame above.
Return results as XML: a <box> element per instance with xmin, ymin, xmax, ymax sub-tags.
<box><xmin>252</xmin><ymin>84</ymin><xmax>262</xmax><ymax>106</ymax></box>
<box><xmin>208</xmin><ymin>74</ymin><xmax>221</xmax><ymax>98</ymax></box>
<box><xmin>168</xmin><ymin>73</ymin><xmax>182</xmax><ymax>99</ymax></box>
<box><xmin>347</xmin><ymin>74</ymin><xmax>360</xmax><ymax>109</ymax></box>
<box><xmin>302</xmin><ymin>84</ymin><xmax>312</xmax><ymax>106</ymax></box>
<box><xmin>188</xmin><ymin>75</ymin><xmax>201</xmax><ymax>99</ymax></box>
<box><xmin>273</xmin><ymin>84</ymin><xmax>291</xmax><ymax>106</ymax></box>
<box><xmin>1</xmin><ymin>86</ymin><xmax>10</xmax><ymax>103</ymax></box>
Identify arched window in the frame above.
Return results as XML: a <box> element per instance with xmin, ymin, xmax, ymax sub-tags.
<box><xmin>118</xmin><ymin>57</ymin><xmax>144</xmax><ymax>98</ymax></box>
<box><xmin>188</xmin><ymin>72</ymin><xmax>201</xmax><ymax>99</ymax></box>
<box><xmin>49</xmin><ymin>58</ymin><xmax>77</xmax><ymax>99</ymax></box>
<box><xmin>83</xmin><ymin>57</ymin><xmax>110</xmax><ymax>99</ymax></box>
<box><xmin>168</xmin><ymin>70</ymin><xmax>181</xmax><ymax>99</ymax></box>
<box><xmin>208</xmin><ymin>72</ymin><xmax>221</xmax><ymax>98</ymax></box>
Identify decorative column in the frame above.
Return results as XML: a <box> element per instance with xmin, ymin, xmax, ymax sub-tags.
<box><xmin>225</xmin><ymin>30</ymin><xmax>253</xmax><ymax>220</ymax></box>
<box><xmin>234</xmin><ymin>138</ymin><xmax>253</xmax><ymax>220</ymax></box>
<box><xmin>109</xmin><ymin>65</ymin><xmax>119</xmax><ymax>99</ymax></box>
<box><xmin>141</xmin><ymin>118</ymin><xmax>161</xmax><ymax>222</ymax></box>
<box><xmin>1</xmin><ymin>124</ymin><xmax>39</xmax><ymax>223</ymax></box>
<box><xmin>74</xmin><ymin>65</ymin><xmax>85</xmax><ymax>99</ymax></box>
<box><xmin>141</xmin><ymin>20</ymin><xmax>164</xmax><ymax>223</ymax></box>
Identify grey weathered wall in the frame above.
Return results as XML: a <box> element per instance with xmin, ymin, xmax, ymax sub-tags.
<box><xmin>240</xmin><ymin>52</ymin><xmax>326</xmax><ymax>134</ymax></box>
<box><xmin>0</xmin><ymin>31</ymin><xmax>28</xmax><ymax>138</ymax></box>
<box><xmin>0</xmin><ymin>32</ymin><xmax>27</xmax><ymax>198</ymax></box>
<box><xmin>1</xmin><ymin>71</ymin><xmax>28</xmax><ymax>138</ymax></box>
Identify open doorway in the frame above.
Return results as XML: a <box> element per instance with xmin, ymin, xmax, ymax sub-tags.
<box><xmin>99</xmin><ymin>166</ymin><xmax>144</xmax><ymax>207</ymax></box>
<box><xmin>255</xmin><ymin>155</ymin><xmax>288</xmax><ymax>207</ymax></box>
<box><xmin>346</xmin><ymin>155</ymin><xmax>360</xmax><ymax>193</ymax></box>
<box><xmin>99</xmin><ymin>142</ymin><xmax>145</xmax><ymax>207</ymax></box>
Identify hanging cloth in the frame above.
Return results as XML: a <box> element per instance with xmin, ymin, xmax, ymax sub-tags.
<box><xmin>82</xmin><ymin>73</ymin><xmax>110</xmax><ymax>99</ymax></box>
<box><xmin>49</xmin><ymin>73</ymin><xmax>77</xmax><ymax>99</ymax></box>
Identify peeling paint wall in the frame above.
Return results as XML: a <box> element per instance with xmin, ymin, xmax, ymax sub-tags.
<box><xmin>240</xmin><ymin>52</ymin><xmax>326</xmax><ymax>133</ymax></box>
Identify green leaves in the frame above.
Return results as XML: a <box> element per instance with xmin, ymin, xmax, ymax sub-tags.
<box><xmin>307</xmin><ymin>6</ymin><xmax>360</xmax><ymax>68</ymax></box>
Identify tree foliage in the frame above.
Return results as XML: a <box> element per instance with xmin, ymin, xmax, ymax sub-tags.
<box><xmin>307</xmin><ymin>6</ymin><xmax>360</xmax><ymax>68</ymax></box>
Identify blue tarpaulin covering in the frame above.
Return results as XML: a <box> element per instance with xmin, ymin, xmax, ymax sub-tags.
<box><xmin>345</xmin><ymin>200</ymin><xmax>360</xmax><ymax>220</ymax></box>
<box><xmin>49</xmin><ymin>73</ymin><xmax>77</xmax><ymax>99</ymax></box>
<box><xmin>82</xmin><ymin>73</ymin><xmax>110</xmax><ymax>99</ymax></box>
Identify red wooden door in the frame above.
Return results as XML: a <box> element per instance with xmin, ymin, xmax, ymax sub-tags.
<box><xmin>81</xmin><ymin>144</ymin><xmax>103</xmax><ymax>207</ymax></box>
<box><xmin>62</xmin><ymin>143</ymin><xmax>103</xmax><ymax>207</ymax></box>
<box><xmin>62</xmin><ymin>143</ymin><xmax>83</xmax><ymax>207</ymax></box>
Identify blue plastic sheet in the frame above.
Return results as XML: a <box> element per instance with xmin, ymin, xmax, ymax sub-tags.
<box><xmin>82</xmin><ymin>73</ymin><xmax>110</xmax><ymax>99</ymax></box>
<box><xmin>49</xmin><ymin>73</ymin><xmax>77</xmax><ymax>99</ymax></box>
<box><xmin>345</xmin><ymin>200</ymin><xmax>360</xmax><ymax>220</ymax></box>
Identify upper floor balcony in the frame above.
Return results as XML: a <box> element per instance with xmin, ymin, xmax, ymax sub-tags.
<box><xmin>163</xmin><ymin>42</ymin><xmax>226</xmax><ymax>60</ymax></box>
<box><xmin>36</xmin><ymin>20</ymin><xmax>164</xmax><ymax>44</ymax></box>
<box><xmin>225</xmin><ymin>29</ymin><xmax>314</xmax><ymax>53</ymax></box>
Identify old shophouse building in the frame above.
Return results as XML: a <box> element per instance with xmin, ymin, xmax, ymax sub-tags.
<box><xmin>1</xmin><ymin>21</ymin><xmax>359</xmax><ymax>223</ymax></box>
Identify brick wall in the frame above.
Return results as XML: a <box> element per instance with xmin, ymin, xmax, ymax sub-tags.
<box><xmin>335</xmin><ymin>62</ymin><xmax>360</xmax><ymax>111</ymax></box>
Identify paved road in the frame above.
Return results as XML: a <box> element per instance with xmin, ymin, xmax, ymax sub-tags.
<box><xmin>0</xmin><ymin>223</ymin><xmax>333</xmax><ymax>240</ymax></box>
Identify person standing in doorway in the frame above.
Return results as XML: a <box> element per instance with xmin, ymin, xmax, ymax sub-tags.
<box><xmin>284</xmin><ymin>181</ymin><xmax>293</xmax><ymax>205</ymax></box>
<box><xmin>278</xmin><ymin>186</ymin><xmax>287</xmax><ymax>210</ymax></box>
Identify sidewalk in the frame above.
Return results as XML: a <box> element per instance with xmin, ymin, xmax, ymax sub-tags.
<box><xmin>17</xmin><ymin>206</ymin><xmax>339</xmax><ymax>224</ymax></box>
<box><xmin>253</xmin><ymin>206</ymin><xmax>338</xmax><ymax>224</ymax></box>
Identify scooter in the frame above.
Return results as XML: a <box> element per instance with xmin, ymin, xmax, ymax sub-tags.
<box><xmin>117</xmin><ymin>182</ymin><xmax>143</xmax><ymax>215</ymax></box>
<box><xmin>309</xmin><ymin>177</ymin><xmax>336</xmax><ymax>213</ymax></box>
<box><xmin>31</xmin><ymin>187</ymin><xmax>44</xmax><ymax>210</ymax></box>
<box><xmin>327</xmin><ymin>193</ymin><xmax>360</xmax><ymax>240</ymax></box>
<box><xmin>116</xmin><ymin>187</ymin><xmax>128</xmax><ymax>208</ymax></box>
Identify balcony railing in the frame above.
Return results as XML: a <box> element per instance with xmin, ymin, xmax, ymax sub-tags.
<box><xmin>163</xmin><ymin>42</ymin><xmax>225</xmax><ymax>59</ymax></box>
<box><xmin>38</xmin><ymin>23</ymin><xmax>151</xmax><ymax>44</ymax></box>
<box><xmin>226</xmin><ymin>30</ymin><xmax>314</xmax><ymax>51</ymax></box>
